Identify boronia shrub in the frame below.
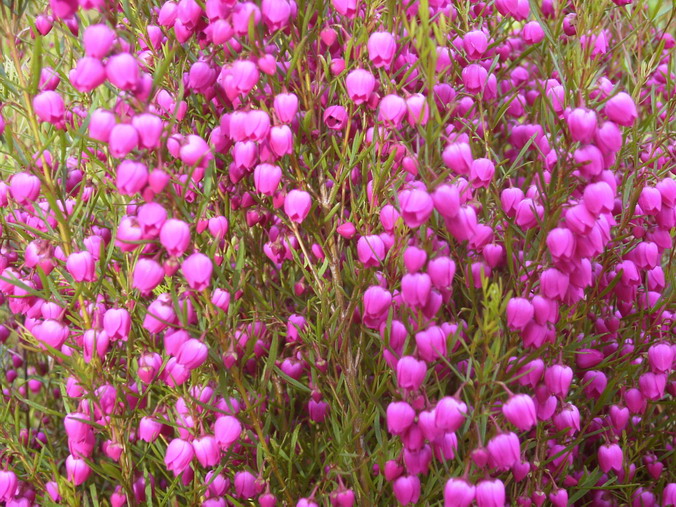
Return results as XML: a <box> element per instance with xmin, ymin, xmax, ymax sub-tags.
<box><xmin>0</xmin><ymin>0</ymin><xmax>674</xmax><ymax>505</ymax></box>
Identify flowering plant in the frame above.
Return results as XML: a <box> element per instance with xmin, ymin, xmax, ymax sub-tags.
<box><xmin>0</xmin><ymin>0</ymin><xmax>674</xmax><ymax>505</ymax></box>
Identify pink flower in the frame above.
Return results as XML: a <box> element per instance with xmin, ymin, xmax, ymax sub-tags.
<box><xmin>502</xmin><ymin>394</ymin><xmax>536</xmax><ymax>431</ymax></box>
<box><xmin>214</xmin><ymin>416</ymin><xmax>242</xmax><ymax>450</ymax></box>
<box><xmin>66</xmin><ymin>251</ymin><xmax>96</xmax><ymax>282</ymax></box>
<box><xmin>106</xmin><ymin>53</ymin><xmax>140</xmax><ymax>90</ymax></box>
<box><xmin>273</xmin><ymin>93</ymin><xmax>299</xmax><ymax>123</ymax></box>
<box><xmin>604</xmin><ymin>92</ymin><xmax>638</xmax><ymax>126</ymax></box>
<box><xmin>83</xmin><ymin>24</ymin><xmax>115</xmax><ymax>58</ymax></box>
<box><xmin>66</xmin><ymin>455</ymin><xmax>91</xmax><ymax>485</ymax></box>
<box><xmin>70</xmin><ymin>57</ymin><xmax>106</xmax><ymax>92</ymax></box>
<box><xmin>598</xmin><ymin>443</ymin><xmax>623</xmax><ymax>473</ymax></box>
<box><xmin>0</xmin><ymin>470</ymin><xmax>18</xmax><ymax>502</ymax></box>
<box><xmin>367</xmin><ymin>32</ymin><xmax>396</xmax><ymax>68</ymax></box>
<box><xmin>345</xmin><ymin>69</ymin><xmax>375</xmax><ymax>105</ymax></box>
<box><xmin>476</xmin><ymin>479</ymin><xmax>505</xmax><ymax>507</ymax></box>
<box><xmin>9</xmin><ymin>173</ymin><xmax>41</xmax><ymax>204</ymax></box>
<box><xmin>393</xmin><ymin>475</ymin><xmax>421</xmax><ymax>505</ymax></box>
<box><xmin>132</xmin><ymin>258</ymin><xmax>165</xmax><ymax>295</ymax></box>
<box><xmin>254</xmin><ymin>164</ymin><xmax>283</xmax><ymax>196</ymax></box>
<box><xmin>399</xmin><ymin>188</ymin><xmax>433</xmax><ymax>227</ymax></box>
<box><xmin>462</xmin><ymin>64</ymin><xmax>488</xmax><ymax>94</ymax></box>
<box><xmin>284</xmin><ymin>190</ymin><xmax>312</xmax><ymax>223</ymax></box>
<box><xmin>378</xmin><ymin>94</ymin><xmax>407</xmax><ymax>127</ymax></box>
<box><xmin>444</xmin><ymin>478</ymin><xmax>476</xmax><ymax>507</ymax></box>
<box><xmin>435</xmin><ymin>397</ymin><xmax>467</xmax><ymax>432</ymax></box>
<box><xmin>160</xmin><ymin>219</ymin><xmax>191</xmax><ymax>257</ymax></box>
<box><xmin>193</xmin><ymin>435</ymin><xmax>220</xmax><ymax>467</ymax></box>
<box><xmin>506</xmin><ymin>298</ymin><xmax>534</xmax><ymax>330</ymax></box>
<box><xmin>363</xmin><ymin>286</ymin><xmax>392</xmax><ymax>329</ymax></box>
<box><xmin>386</xmin><ymin>401</ymin><xmax>415</xmax><ymax>434</ymax></box>
<box><xmin>567</xmin><ymin>108</ymin><xmax>597</xmax><ymax>143</ymax></box>
<box><xmin>181</xmin><ymin>253</ymin><xmax>213</xmax><ymax>291</ymax></box>
<box><xmin>89</xmin><ymin>109</ymin><xmax>116</xmax><ymax>142</ymax></box>
<box><xmin>33</xmin><ymin>91</ymin><xmax>65</xmax><ymax>125</ymax></box>
<box><xmin>164</xmin><ymin>438</ymin><xmax>194</xmax><ymax>475</ymax></box>
<box><xmin>234</xmin><ymin>471</ymin><xmax>258</xmax><ymax>499</ymax></box>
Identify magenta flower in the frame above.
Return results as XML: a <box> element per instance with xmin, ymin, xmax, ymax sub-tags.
<box><xmin>70</xmin><ymin>57</ymin><xmax>106</xmax><ymax>92</ymax></box>
<box><xmin>435</xmin><ymin>397</ymin><xmax>467</xmax><ymax>432</ymax></box>
<box><xmin>502</xmin><ymin>394</ymin><xmax>537</xmax><ymax>431</ymax></box>
<box><xmin>476</xmin><ymin>479</ymin><xmax>505</xmax><ymax>507</ymax></box>
<box><xmin>444</xmin><ymin>478</ymin><xmax>476</xmax><ymax>507</ymax></box>
<box><xmin>367</xmin><ymin>32</ymin><xmax>396</xmax><ymax>68</ymax></box>
<box><xmin>396</xmin><ymin>356</ymin><xmax>427</xmax><ymax>391</ymax></box>
<box><xmin>83</xmin><ymin>24</ymin><xmax>115</xmax><ymax>58</ymax></box>
<box><xmin>254</xmin><ymin>164</ymin><xmax>283</xmax><ymax>196</ymax></box>
<box><xmin>598</xmin><ymin>443</ymin><xmax>623</xmax><ymax>473</ymax></box>
<box><xmin>106</xmin><ymin>53</ymin><xmax>140</xmax><ymax>90</ymax></box>
<box><xmin>393</xmin><ymin>475</ymin><xmax>420</xmax><ymax>505</ymax></box>
<box><xmin>33</xmin><ymin>91</ymin><xmax>65</xmax><ymax>125</ymax></box>
<box><xmin>273</xmin><ymin>93</ymin><xmax>299</xmax><ymax>123</ymax></box>
<box><xmin>181</xmin><ymin>253</ymin><xmax>213</xmax><ymax>291</ymax></box>
<box><xmin>345</xmin><ymin>69</ymin><xmax>376</xmax><ymax>105</ymax></box>
<box><xmin>66</xmin><ymin>455</ymin><xmax>91</xmax><ymax>486</ymax></box>
<box><xmin>193</xmin><ymin>435</ymin><xmax>220</xmax><ymax>467</ymax></box>
<box><xmin>214</xmin><ymin>416</ymin><xmax>242</xmax><ymax>450</ymax></box>
<box><xmin>164</xmin><ymin>439</ymin><xmax>194</xmax><ymax>476</ymax></box>
<box><xmin>0</xmin><ymin>470</ymin><xmax>18</xmax><ymax>502</ymax></box>
<box><xmin>284</xmin><ymin>190</ymin><xmax>312</xmax><ymax>223</ymax></box>
<box><xmin>233</xmin><ymin>470</ymin><xmax>259</xmax><ymax>499</ymax></box>
<box><xmin>399</xmin><ymin>189</ymin><xmax>433</xmax><ymax>228</ymax></box>
<box><xmin>132</xmin><ymin>258</ymin><xmax>165</xmax><ymax>295</ymax></box>
<box><xmin>160</xmin><ymin>219</ymin><xmax>191</xmax><ymax>257</ymax></box>
<box><xmin>386</xmin><ymin>401</ymin><xmax>415</xmax><ymax>435</ymax></box>
<box><xmin>604</xmin><ymin>92</ymin><xmax>638</xmax><ymax>126</ymax></box>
